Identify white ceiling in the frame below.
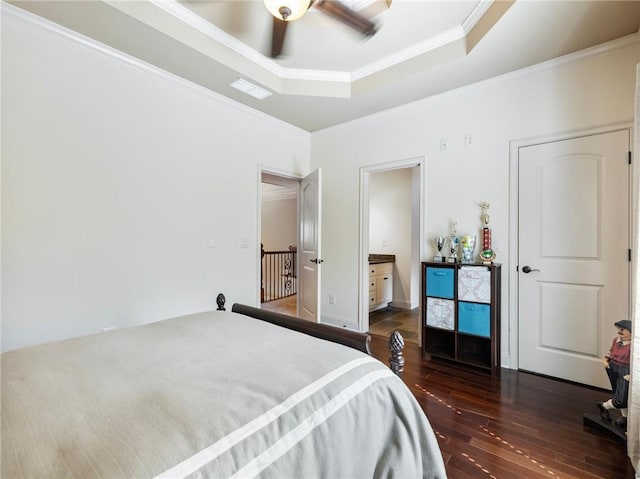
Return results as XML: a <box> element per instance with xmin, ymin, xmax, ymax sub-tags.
<box><xmin>10</xmin><ymin>0</ymin><xmax>640</xmax><ymax>131</ymax></box>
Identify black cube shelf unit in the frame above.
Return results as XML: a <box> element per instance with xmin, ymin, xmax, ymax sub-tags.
<box><xmin>421</xmin><ymin>261</ymin><xmax>502</xmax><ymax>375</ymax></box>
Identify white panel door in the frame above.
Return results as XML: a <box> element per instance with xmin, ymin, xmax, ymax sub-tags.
<box><xmin>298</xmin><ymin>169</ymin><xmax>322</xmax><ymax>322</ymax></box>
<box><xmin>518</xmin><ymin>130</ymin><xmax>629</xmax><ymax>388</ymax></box>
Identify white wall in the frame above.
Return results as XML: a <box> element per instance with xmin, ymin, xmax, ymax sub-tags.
<box><xmin>3</xmin><ymin>5</ymin><xmax>638</xmax><ymax>362</ymax></box>
<box><xmin>1</xmin><ymin>8</ymin><xmax>310</xmax><ymax>351</ymax></box>
<box><xmin>261</xmin><ymin>198</ymin><xmax>297</xmax><ymax>251</ymax></box>
<box><xmin>369</xmin><ymin>168</ymin><xmax>417</xmax><ymax>309</ymax></box>
<box><xmin>312</xmin><ymin>36</ymin><xmax>639</xmax><ymax>368</ymax></box>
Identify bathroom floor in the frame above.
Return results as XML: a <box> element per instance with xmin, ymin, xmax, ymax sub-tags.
<box><xmin>369</xmin><ymin>307</ymin><xmax>419</xmax><ymax>345</ymax></box>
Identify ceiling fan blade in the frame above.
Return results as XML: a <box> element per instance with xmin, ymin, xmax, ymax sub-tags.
<box><xmin>313</xmin><ymin>0</ymin><xmax>377</xmax><ymax>36</ymax></box>
<box><xmin>271</xmin><ymin>17</ymin><xmax>288</xmax><ymax>58</ymax></box>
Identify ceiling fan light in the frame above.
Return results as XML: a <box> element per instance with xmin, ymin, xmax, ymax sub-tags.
<box><xmin>264</xmin><ymin>0</ymin><xmax>311</xmax><ymax>21</ymax></box>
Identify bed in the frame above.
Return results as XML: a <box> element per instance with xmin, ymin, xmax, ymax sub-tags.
<box><xmin>1</xmin><ymin>295</ymin><xmax>446</xmax><ymax>478</ymax></box>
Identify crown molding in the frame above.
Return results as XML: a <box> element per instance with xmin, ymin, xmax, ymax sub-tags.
<box><xmin>495</xmin><ymin>31</ymin><xmax>640</xmax><ymax>85</ymax></box>
<box><xmin>319</xmin><ymin>31</ymin><xmax>640</xmax><ymax>132</ymax></box>
<box><xmin>146</xmin><ymin>0</ymin><xmax>283</xmax><ymax>76</ymax></box>
<box><xmin>352</xmin><ymin>25</ymin><xmax>465</xmax><ymax>81</ymax></box>
<box><xmin>1</xmin><ymin>1</ymin><xmax>310</xmax><ymax>137</ymax></box>
<box><xmin>145</xmin><ymin>0</ymin><xmax>352</xmax><ymax>84</ymax></box>
<box><xmin>113</xmin><ymin>0</ymin><xmax>499</xmax><ymax>90</ymax></box>
<box><xmin>461</xmin><ymin>0</ymin><xmax>494</xmax><ymax>34</ymax></box>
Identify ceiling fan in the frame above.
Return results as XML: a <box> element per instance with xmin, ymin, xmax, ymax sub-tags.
<box><xmin>264</xmin><ymin>0</ymin><xmax>382</xmax><ymax>58</ymax></box>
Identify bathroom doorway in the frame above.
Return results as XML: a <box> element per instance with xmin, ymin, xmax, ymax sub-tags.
<box><xmin>359</xmin><ymin>158</ymin><xmax>424</xmax><ymax>345</ymax></box>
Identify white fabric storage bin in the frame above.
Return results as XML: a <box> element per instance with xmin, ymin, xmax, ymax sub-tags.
<box><xmin>426</xmin><ymin>297</ymin><xmax>455</xmax><ymax>330</ymax></box>
<box><xmin>458</xmin><ymin>266</ymin><xmax>491</xmax><ymax>303</ymax></box>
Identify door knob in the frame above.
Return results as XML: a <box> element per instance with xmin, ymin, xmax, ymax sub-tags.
<box><xmin>521</xmin><ymin>265</ymin><xmax>540</xmax><ymax>273</ymax></box>
<box><xmin>310</xmin><ymin>258</ymin><xmax>324</xmax><ymax>264</ymax></box>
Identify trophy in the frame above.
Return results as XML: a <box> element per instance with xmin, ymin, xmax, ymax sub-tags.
<box><xmin>479</xmin><ymin>201</ymin><xmax>496</xmax><ymax>264</ymax></box>
<box><xmin>432</xmin><ymin>236</ymin><xmax>447</xmax><ymax>262</ymax></box>
<box><xmin>447</xmin><ymin>220</ymin><xmax>459</xmax><ymax>263</ymax></box>
<box><xmin>460</xmin><ymin>235</ymin><xmax>476</xmax><ymax>263</ymax></box>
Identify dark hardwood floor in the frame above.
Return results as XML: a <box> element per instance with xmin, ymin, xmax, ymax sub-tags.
<box><xmin>369</xmin><ymin>334</ymin><xmax>635</xmax><ymax>479</ymax></box>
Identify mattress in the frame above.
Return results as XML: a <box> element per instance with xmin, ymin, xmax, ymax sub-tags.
<box><xmin>1</xmin><ymin>310</ymin><xmax>446</xmax><ymax>478</ymax></box>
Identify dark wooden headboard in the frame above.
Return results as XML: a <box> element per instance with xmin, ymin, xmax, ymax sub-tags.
<box><xmin>231</xmin><ymin>302</ymin><xmax>372</xmax><ymax>355</ymax></box>
<box><xmin>219</xmin><ymin>294</ymin><xmax>405</xmax><ymax>377</ymax></box>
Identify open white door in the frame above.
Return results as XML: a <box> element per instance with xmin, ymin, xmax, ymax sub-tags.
<box><xmin>298</xmin><ymin>169</ymin><xmax>322</xmax><ymax>322</ymax></box>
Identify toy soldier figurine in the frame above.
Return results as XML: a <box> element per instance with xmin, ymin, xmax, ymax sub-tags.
<box><xmin>597</xmin><ymin>320</ymin><xmax>631</xmax><ymax>428</ymax></box>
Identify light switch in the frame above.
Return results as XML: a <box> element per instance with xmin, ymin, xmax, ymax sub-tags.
<box><xmin>465</xmin><ymin>133</ymin><xmax>474</xmax><ymax>149</ymax></box>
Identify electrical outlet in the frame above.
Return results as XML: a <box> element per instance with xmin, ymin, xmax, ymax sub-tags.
<box><xmin>329</xmin><ymin>293</ymin><xmax>336</xmax><ymax>305</ymax></box>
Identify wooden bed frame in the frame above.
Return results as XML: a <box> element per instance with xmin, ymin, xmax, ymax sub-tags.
<box><xmin>216</xmin><ymin>294</ymin><xmax>405</xmax><ymax>377</ymax></box>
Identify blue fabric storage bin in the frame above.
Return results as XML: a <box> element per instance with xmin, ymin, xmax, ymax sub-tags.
<box><xmin>426</xmin><ymin>267</ymin><xmax>454</xmax><ymax>299</ymax></box>
<box><xmin>458</xmin><ymin>302</ymin><xmax>491</xmax><ymax>337</ymax></box>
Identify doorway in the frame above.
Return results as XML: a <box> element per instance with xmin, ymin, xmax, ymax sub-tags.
<box><xmin>359</xmin><ymin>158</ymin><xmax>424</xmax><ymax>345</ymax></box>
<box><xmin>258</xmin><ymin>168</ymin><xmax>322</xmax><ymax>321</ymax></box>
<box><xmin>512</xmin><ymin>128</ymin><xmax>630</xmax><ymax>389</ymax></box>
<box><xmin>260</xmin><ymin>172</ymin><xmax>300</xmax><ymax>317</ymax></box>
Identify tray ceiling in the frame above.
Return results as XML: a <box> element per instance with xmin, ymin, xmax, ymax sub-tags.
<box><xmin>8</xmin><ymin>0</ymin><xmax>640</xmax><ymax>131</ymax></box>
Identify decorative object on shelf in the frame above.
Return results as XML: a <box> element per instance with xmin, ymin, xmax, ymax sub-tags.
<box><xmin>432</xmin><ymin>236</ymin><xmax>448</xmax><ymax>262</ymax></box>
<box><xmin>479</xmin><ymin>201</ymin><xmax>496</xmax><ymax>264</ymax></box>
<box><xmin>447</xmin><ymin>220</ymin><xmax>459</xmax><ymax>263</ymax></box>
<box><xmin>460</xmin><ymin>235</ymin><xmax>476</xmax><ymax>263</ymax></box>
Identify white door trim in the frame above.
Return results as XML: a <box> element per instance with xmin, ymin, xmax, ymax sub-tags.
<box><xmin>358</xmin><ymin>156</ymin><xmax>425</xmax><ymax>338</ymax></box>
<box><xmin>508</xmin><ymin>122</ymin><xmax>633</xmax><ymax>370</ymax></box>
<box><xmin>257</xmin><ymin>165</ymin><xmax>303</xmax><ymax>307</ymax></box>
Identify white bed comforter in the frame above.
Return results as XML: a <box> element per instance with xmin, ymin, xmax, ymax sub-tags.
<box><xmin>1</xmin><ymin>311</ymin><xmax>446</xmax><ymax>478</ymax></box>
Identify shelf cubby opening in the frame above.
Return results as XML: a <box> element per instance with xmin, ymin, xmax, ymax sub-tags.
<box><xmin>424</xmin><ymin>327</ymin><xmax>455</xmax><ymax>359</ymax></box>
<box><xmin>457</xmin><ymin>334</ymin><xmax>492</xmax><ymax>368</ymax></box>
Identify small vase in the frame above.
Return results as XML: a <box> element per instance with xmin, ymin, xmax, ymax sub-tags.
<box><xmin>460</xmin><ymin>235</ymin><xmax>476</xmax><ymax>263</ymax></box>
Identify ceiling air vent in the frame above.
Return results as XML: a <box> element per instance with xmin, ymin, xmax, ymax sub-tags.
<box><xmin>230</xmin><ymin>79</ymin><xmax>272</xmax><ymax>100</ymax></box>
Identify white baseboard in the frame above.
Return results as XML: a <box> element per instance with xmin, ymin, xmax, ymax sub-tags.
<box><xmin>389</xmin><ymin>299</ymin><xmax>417</xmax><ymax>310</ymax></box>
<box><xmin>320</xmin><ymin>314</ymin><xmax>358</xmax><ymax>331</ymax></box>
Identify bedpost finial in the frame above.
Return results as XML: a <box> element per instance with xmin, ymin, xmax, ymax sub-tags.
<box><xmin>388</xmin><ymin>330</ymin><xmax>405</xmax><ymax>378</ymax></box>
<box><xmin>216</xmin><ymin>293</ymin><xmax>226</xmax><ymax>311</ymax></box>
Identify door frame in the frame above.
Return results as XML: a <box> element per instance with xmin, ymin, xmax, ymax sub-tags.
<box><xmin>256</xmin><ymin>165</ymin><xmax>302</xmax><ymax>308</ymax></box>
<box><xmin>508</xmin><ymin>123</ymin><xmax>633</xmax><ymax>370</ymax></box>
<box><xmin>358</xmin><ymin>156</ymin><xmax>425</xmax><ymax>340</ymax></box>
